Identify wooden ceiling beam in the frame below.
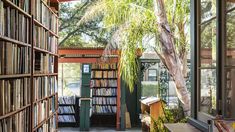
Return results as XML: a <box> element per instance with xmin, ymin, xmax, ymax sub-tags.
<box><xmin>59</xmin><ymin>57</ymin><xmax>119</xmax><ymax>63</ymax></box>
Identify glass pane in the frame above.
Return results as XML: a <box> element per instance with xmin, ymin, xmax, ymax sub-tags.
<box><xmin>200</xmin><ymin>19</ymin><xmax>217</xmax><ymax>67</ymax></box>
<box><xmin>201</xmin><ymin>0</ymin><xmax>216</xmax><ymax>23</ymax></box>
<box><xmin>224</xmin><ymin>68</ymin><xmax>235</xmax><ymax>118</ymax></box>
<box><xmin>226</xmin><ymin>3</ymin><xmax>235</xmax><ymax>66</ymax></box>
<box><xmin>58</xmin><ymin>63</ymin><xmax>81</xmax><ymax>97</ymax></box>
<box><xmin>200</xmin><ymin>69</ymin><xmax>216</xmax><ymax>116</ymax></box>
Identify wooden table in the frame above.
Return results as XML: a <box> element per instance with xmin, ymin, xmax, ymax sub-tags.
<box><xmin>164</xmin><ymin>123</ymin><xmax>201</xmax><ymax>132</ymax></box>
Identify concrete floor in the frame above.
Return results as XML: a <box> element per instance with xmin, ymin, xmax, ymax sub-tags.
<box><xmin>58</xmin><ymin>127</ymin><xmax>141</xmax><ymax>132</ymax></box>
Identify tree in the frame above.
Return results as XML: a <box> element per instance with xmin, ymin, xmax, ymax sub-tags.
<box><xmin>59</xmin><ymin>1</ymin><xmax>111</xmax><ymax>47</ymax></box>
<box><xmin>79</xmin><ymin>0</ymin><xmax>191</xmax><ymax>116</ymax></box>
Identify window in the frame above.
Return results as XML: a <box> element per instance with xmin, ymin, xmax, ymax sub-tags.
<box><xmin>225</xmin><ymin>1</ymin><xmax>235</xmax><ymax>118</ymax></box>
<box><xmin>198</xmin><ymin>0</ymin><xmax>217</xmax><ymax>119</ymax></box>
<box><xmin>148</xmin><ymin>69</ymin><xmax>157</xmax><ymax>81</ymax></box>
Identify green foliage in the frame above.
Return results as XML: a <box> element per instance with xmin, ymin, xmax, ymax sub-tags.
<box><xmin>151</xmin><ymin>104</ymin><xmax>187</xmax><ymax>132</ymax></box>
<box><xmin>59</xmin><ymin>1</ymin><xmax>109</xmax><ymax>47</ymax></box>
<box><xmin>80</xmin><ymin>0</ymin><xmax>190</xmax><ymax>92</ymax></box>
<box><xmin>80</xmin><ymin>0</ymin><xmax>157</xmax><ymax>91</ymax></box>
<box><xmin>142</xmin><ymin>83</ymin><xmax>159</xmax><ymax>97</ymax></box>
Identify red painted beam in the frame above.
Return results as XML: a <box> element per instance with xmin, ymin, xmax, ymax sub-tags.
<box><xmin>59</xmin><ymin>49</ymin><xmax>119</xmax><ymax>55</ymax></box>
<box><xmin>59</xmin><ymin>58</ymin><xmax>118</xmax><ymax>63</ymax></box>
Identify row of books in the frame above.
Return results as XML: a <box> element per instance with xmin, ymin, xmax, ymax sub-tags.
<box><xmin>36</xmin><ymin>116</ymin><xmax>56</xmax><ymax>132</ymax></box>
<box><xmin>34</xmin><ymin>0</ymin><xmax>58</xmax><ymax>33</ymax></box>
<box><xmin>33</xmin><ymin>98</ymin><xmax>56</xmax><ymax>128</ymax></box>
<box><xmin>34</xmin><ymin>100</ymin><xmax>48</xmax><ymax>127</ymax></box>
<box><xmin>58</xmin><ymin>96</ymin><xmax>76</xmax><ymax>105</ymax></box>
<box><xmin>92</xmin><ymin>88</ymin><xmax>117</xmax><ymax>96</ymax></box>
<box><xmin>0</xmin><ymin>2</ymin><xmax>30</xmax><ymax>43</ymax></box>
<box><xmin>0</xmin><ymin>78</ymin><xmax>31</xmax><ymax>116</ymax></box>
<box><xmin>58</xmin><ymin>106</ymin><xmax>75</xmax><ymax>114</ymax></box>
<box><xmin>0</xmin><ymin>108</ymin><xmax>30</xmax><ymax>132</ymax></box>
<box><xmin>58</xmin><ymin>115</ymin><xmax>76</xmax><ymax>123</ymax></box>
<box><xmin>92</xmin><ymin>97</ymin><xmax>117</xmax><ymax>105</ymax></box>
<box><xmin>91</xmin><ymin>71</ymin><xmax>118</xmax><ymax>78</ymax></box>
<box><xmin>90</xmin><ymin>80</ymin><xmax>117</xmax><ymax>87</ymax></box>
<box><xmin>8</xmin><ymin>0</ymin><xmax>30</xmax><ymax>13</ymax></box>
<box><xmin>35</xmin><ymin>52</ymin><xmax>55</xmax><ymax>74</ymax></box>
<box><xmin>34</xmin><ymin>76</ymin><xmax>57</xmax><ymax>101</ymax></box>
<box><xmin>0</xmin><ymin>42</ymin><xmax>31</xmax><ymax>75</ymax></box>
<box><xmin>48</xmin><ymin>96</ymin><xmax>56</xmax><ymax>115</ymax></box>
<box><xmin>34</xmin><ymin>26</ymin><xmax>58</xmax><ymax>53</ymax></box>
<box><xmin>92</xmin><ymin>105</ymin><xmax>117</xmax><ymax>114</ymax></box>
<box><xmin>92</xmin><ymin>63</ymin><xmax>117</xmax><ymax>70</ymax></box>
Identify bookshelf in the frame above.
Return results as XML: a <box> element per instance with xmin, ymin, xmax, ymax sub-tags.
<box><xmin>90</xmin><ymin>63</ymin><xmax>118</xmax><ymax>127</ymax></box>
<box><xmin>0</xmin><ymin>0</ymin><xmax>59</xmax><ymax>131</ymax></box>
<box><xmin>58</xmin><ymin>96</ymin><xmax>79</xmax><ymax>127</ymax></box>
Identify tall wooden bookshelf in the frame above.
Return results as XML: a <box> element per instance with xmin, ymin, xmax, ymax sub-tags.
<box><xmin>90</xmin><ymin>63</ymin><xmax>118</xmax><ymax>127</ymax></box>
<box><xmin>0</xmin><ymin>0</ymin><xmax>59</xmax><ymax>131</ymax></box>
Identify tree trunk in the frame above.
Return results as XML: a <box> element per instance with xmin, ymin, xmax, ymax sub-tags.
<box><xmin>153</xmin><ymin>0</ymin><xmax>191</xmax><ymax>116</ymax></box>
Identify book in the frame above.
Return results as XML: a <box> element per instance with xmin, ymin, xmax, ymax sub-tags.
<box><xmin>34</xmin><ymin>52</ymin><xmax>54</xmax><ymax>74</ymax></box>
<box><xmin>34</xmin><ymin>0</ymin><xmax>58</xmax><ymax>33</ymax></box>
<box><xmin>92</xmin><ymin>105</ymin><xmax>117</xmax><ymax>114</ymax></box>
<box><xmin>58</xmin><ymin>96</ymin><xmax>76</xmax><ymax>104</ymax></box>
<box><xmin>92</xmin><ymin>88</ymin><xmax>117</xmax><ymax>96</ymax></box>
<box><xmin>34</xmin><ymin>76</ymin><xmax>57</xmax><ymax>101</ymax></box>
<box><xmin>0</xmin><ymin>0</ymin><xmax>59</xmax><ymax>131</ymax></box>
<box><xmin>8</xmin><ymin>0</ymin><xmax>30</xmax><ymax>13</ymax></box>
<box><xmin>0</xmin><ymin>41</ymin><xmax>31</xmax><ymax>75</ymax></box>
<box><xmin>0</xmin><ymin>108</ymin><xmax>29</xmax><ymax>132</ymax></box>
<box><xmin>58</xmin><ymin>106</ymin><xmax>75</xmax><ymax>114</ymax></box>
<box><xmin>0</xmin><ymin>78</ymin><xmax>30</xmax><ymax>115</ymax></box>
<box><xmin>58</xmin><ymin>115</ymin><xmax>76</xmax><ymax>123</ymax></box>
<box><xmin>0</xmin><ymin>4</ymin><xmax>30</xmax><ymax>43</ymax></box>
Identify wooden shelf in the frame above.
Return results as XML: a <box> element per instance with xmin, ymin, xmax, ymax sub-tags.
<box><xmin>0</xmin><ymin>74</ymin><xmax>31</xmax><ymax>79</ymax></box>
<box><xmin>33</xmin><ymin>19</ymin><xmax>59</xmax><ymax>38</ymax></box>
<box><xmin>3</xmin><ymin>0</ymin><xmax>31</xmax><ymax>18</ymax></box>
<box><xmin>0</xmin><ymin>0</ymin><xmax>59</xmax><ymax>131</ymax></box>
<box><xmin>0</xmin><ymin>35</ymin><xmax>31</xmax><ymax>47</ymax></box>
<box><xmin>41</xmin><ymin>0</ymin><xmax>59</xmax><ymax>18</ymax></box>
<box><xmin>34</xmin><ymin>46</ymin><xmax>58</xmax><ymax>56</ymax></box>
<box><xmin>33</xmin><ymin>93</ymin><xmax>57</xmax><ymax>104</ymax></box>
<box><xmin>33</xmin><ymin>112</ymin><xmax>57</xmax><ymax>131</ymax></box>
<box><xmin>33</xmin><ymin>73</ymin><xmax>58</xmax><ymax>77</ymax></box>
<box><xmin>0</xmin><ymin>73</ymin><xmax>58</xmax><ymax>79</ymax></box>
<box><xmin>58</xmin><ymin>122</ymin><xmax>79</xmax><ymax>127</ymax></box>
<box><xmin>0</xmin><ymin>104</ymin><xmax>31</xmax><ymax>120</ymax></box>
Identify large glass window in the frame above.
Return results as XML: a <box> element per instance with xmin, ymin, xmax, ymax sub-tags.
<box><xmin>225</xmin><ymin>0</ymin><xmax>235</xmax><ymax>118</ymax></box>
<box><xmin>199</xmin><ymin>0</ymin><xmax>217</xmax><ymax>118</ymax></box>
